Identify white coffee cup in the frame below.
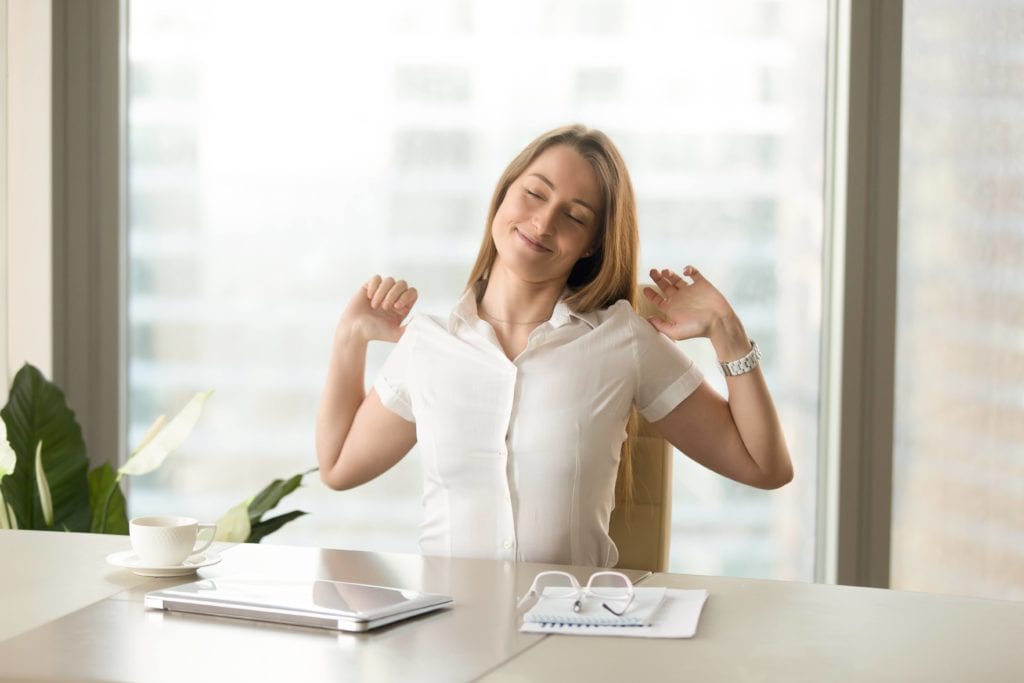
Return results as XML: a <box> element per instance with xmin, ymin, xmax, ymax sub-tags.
<box><xmin>129</xmin><ymin>515</ymin><xmax>217</xmax><ymax>566</ymax></box>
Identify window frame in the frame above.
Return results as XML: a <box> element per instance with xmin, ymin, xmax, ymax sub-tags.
<box><xmin>818</xmin><ymin>0</ymin><xmax>903</xmax><ymax>587</ymax></box>
<box><xmin>32</xmin><ymin>0</ymin><xmax>905</xmax><ymax>588</ymax></box>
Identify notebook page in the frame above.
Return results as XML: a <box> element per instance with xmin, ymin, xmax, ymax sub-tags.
<box><xmin>523</xmin><ymin>587</ymin><xmax>667</xmax><ymax>626</ymax></box>
<box><xmin>520</xmin><ymin>589</ymin><xmax>709</xmax><ymax>638</ymax></box>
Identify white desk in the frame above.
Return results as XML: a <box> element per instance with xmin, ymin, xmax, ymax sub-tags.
<box><xmin>1</xmin><ymin>530</ymin><xmax>1023</xmax><ymax>682</ymax></box>
<box><xmin>485</xmin><ymin>571</ymin><xmax>1024</xmax><ymax>682</ymax></box>
<box><xmin>0</xmin><ymin>530</ymin><xmax>647</xmax><ymax>682</ymax></box>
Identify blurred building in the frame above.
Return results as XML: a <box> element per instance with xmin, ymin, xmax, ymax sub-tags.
<box><xmin>892</xmin><ymin>0</ymin><xmax>1024</xmax><ymax>601</ymax></box>
<box><xmin>126</xmin><ymin>0</ymin><xmax>825</xmax><ymax>581</ymax></box>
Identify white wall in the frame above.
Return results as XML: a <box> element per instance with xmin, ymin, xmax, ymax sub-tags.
<box><xmin>2</xmin><ymin>0</ymin><xmax>53</xmax><ymax>401</ymax></box>
<box><xmin>0</xmin><ymin>0</ymin><xmax>8</xmax><ymax>404</ymax></box>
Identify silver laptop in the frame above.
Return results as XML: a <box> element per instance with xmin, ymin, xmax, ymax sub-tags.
<box><xmin>144</xmin><ymin>576</ymin><xmax>454</xmax><ymax>632</ymax></box>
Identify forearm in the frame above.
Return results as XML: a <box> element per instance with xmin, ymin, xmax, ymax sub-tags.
<box><xmin>315</xmin><ymin>326</ymin><xmax>369</xmax><ymax>479</ymax></box>
<box><xmin>709</xmin><ymin>315</ymin><xmax>793</xmax><ymax>488</ymax></box>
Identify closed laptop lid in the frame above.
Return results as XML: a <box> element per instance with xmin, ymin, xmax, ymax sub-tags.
<box><xmin>144</xmin><ymin>576</ymin><xmax>453</xmax><ymax>631</ymax></box>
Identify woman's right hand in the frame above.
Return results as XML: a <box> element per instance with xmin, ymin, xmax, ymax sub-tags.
<box><xmin>337</xmin><ymin>275</ymin><xmax>418</xmax><ymax>344</ymax></box>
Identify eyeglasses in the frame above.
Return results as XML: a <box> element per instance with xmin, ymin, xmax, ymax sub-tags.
<box><xmin>517</xmin><ymin>571</ymin><xmax>636</xmax><ymax>616</ymax></box>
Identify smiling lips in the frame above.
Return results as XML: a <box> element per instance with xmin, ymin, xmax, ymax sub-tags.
<box><xmin>515</xmin><ymin>227</ymin><xmax>551</xmax><ymax>253</ymax></box>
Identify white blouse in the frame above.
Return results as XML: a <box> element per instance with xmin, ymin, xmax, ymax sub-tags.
<box><xmin>373</xmin><ymin>286</ymin><xmax>703</xmax><ymax>567</ymax></box>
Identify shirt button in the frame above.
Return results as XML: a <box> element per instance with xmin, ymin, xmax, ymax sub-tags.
<box><xmin>503</xmin><ymin>540</ymin><xmax>513</xmax><ymax>550</ymax></box>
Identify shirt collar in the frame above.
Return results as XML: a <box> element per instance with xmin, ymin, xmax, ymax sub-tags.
<box><xmin>449</xmin><ymin>285</ymin><xmax>483</xmax><ymax>332</ymax></box>
<box><xmin>449</xmin><ymin>282</ymin><xmax>599</xmax><ymax>332</ymax></box>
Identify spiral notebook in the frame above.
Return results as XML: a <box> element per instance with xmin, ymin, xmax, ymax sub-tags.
<box><xmin>523</xmin><ymin>586</ymin><xmax>668</xmax><ymax>626</ymax></box>
<box><xmin>521</xmin><ymin>588</ymin><xmax>709</xmax><ymax>638</ymax></box>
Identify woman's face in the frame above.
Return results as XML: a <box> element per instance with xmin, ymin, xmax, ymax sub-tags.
<box><xmin>490</xmin><ymin>144</ymin><xmax>603</xmax><ymax>286</ymax></box>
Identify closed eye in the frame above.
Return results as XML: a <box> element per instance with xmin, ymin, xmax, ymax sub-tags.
<box><xmin>565</xmin><ymin>213</ymin><xmax>585</xmax><ymax>225</ymax></box>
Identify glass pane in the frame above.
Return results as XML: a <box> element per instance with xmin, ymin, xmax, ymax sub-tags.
<box><xmin>644</xmin><ymin>3</ymin><xmax>826</xmax><ymax>582</ymax></box>
<box><xmin>127</xmin><ymin>0</ymin><xmax>825</xmax><ymax>581</ymax></box>
<box><xmin>893</xmin><ymin>1</ymin><xmax>1024</xmax><ymax>600</ymax></box>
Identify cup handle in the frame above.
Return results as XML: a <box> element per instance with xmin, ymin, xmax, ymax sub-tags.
<box><xmin>192</xmin><ymin>524</ymin><xmax>217</xmax><ymax>556</ymax></box>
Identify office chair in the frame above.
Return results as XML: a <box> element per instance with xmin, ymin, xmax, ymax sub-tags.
<box><xmin>609</xmin><ymin>293</ymin><xmax>673</xmax><ymax>573</ymax></box>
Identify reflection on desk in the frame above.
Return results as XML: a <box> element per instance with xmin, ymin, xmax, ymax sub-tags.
<box><xmin>0</xmin><ymin>531</ymin><xmax>643</xmax><ymax>682</ymax></box>
<box><xmin>1</xmin><ymin>530</ymin><xmax>1022</xmax><ymax>682</ymax></box>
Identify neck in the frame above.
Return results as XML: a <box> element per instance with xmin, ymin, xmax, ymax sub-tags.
<box><xmin>478</xmin><ymin>266</ymin><xmax>565</xmax><ymax>326</ymax></box>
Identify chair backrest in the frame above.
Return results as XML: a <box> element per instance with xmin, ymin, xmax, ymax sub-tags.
<box><xmin>609</xmin><ymin>294</ymin><xmax>673</xmax><ymax>572</ymax></box>
<box><xmin>609</xmin><ymin>414</ymin><xmax>673</xmax><ymax>572</ymax></box>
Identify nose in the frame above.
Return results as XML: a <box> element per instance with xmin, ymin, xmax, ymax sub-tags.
<box><xmin>531</xmin><ymin>206</ymin><xmax>557</xmax><ymax>235</ymax></box>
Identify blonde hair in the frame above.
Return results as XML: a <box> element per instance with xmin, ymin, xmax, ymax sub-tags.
<box><xmin>466</xmin><ymin>124</ymin><xmax>641</xmax><ymax>504</ymax></box>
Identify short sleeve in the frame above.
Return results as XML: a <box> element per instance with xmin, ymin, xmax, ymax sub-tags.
<box><xmin>372</xmin><ymin>318</ymin><xmax>418</xmax><ymax>423</ymax></box>
<box><xmin>628</xmin><ymin>309</ymin><xmax>704</xmax><ymax>422</ymax></box>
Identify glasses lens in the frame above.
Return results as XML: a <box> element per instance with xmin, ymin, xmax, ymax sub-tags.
<box><xmin>588</xmin><ymin>573</ymin><xmax>632</xmax><ymax>600</ymax></box>
<box><xmin>534</xmin><ymin>573</ymin><xmax>578</xmax><ymax>598</ymax></box>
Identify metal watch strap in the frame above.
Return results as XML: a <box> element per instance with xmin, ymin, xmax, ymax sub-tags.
<box><xmin>719</xmin><ymin>340</ymin><xmax>761</xmax><ymax>377</ymax></box>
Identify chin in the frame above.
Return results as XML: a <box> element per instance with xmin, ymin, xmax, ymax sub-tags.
<box><xmin>500</xmin><ymin>257</ymin><xmax>574</xmax><ymax>286</ymax></box>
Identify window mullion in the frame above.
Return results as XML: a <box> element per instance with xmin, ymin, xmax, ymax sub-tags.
<box><xmin>819</xmin><ymin>0</ymin><xmax>904</xmax><ymax>588</ymax></box>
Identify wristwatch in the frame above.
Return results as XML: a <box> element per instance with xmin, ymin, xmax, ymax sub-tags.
<box><xmin>719</xmin><ymin>340</ymin><xmax>761</xmax><ymax>377</ymax></box>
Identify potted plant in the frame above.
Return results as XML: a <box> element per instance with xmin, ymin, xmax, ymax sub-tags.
<box><xmin>0</xmin><ymin>363</ymin><xmax>312</xmax><ymax>542</ymax></box>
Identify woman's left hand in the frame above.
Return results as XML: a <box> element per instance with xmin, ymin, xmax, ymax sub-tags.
<box><xmin>642</xmin><ymin>266</ymin><xmax>737</xmax><ymax>342</ymax></box>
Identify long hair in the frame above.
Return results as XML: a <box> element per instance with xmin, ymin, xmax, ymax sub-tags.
<box><xmin>466</xmin><ymin>124</ymin><xmax>641</xmax><ymax>505</ymax></box>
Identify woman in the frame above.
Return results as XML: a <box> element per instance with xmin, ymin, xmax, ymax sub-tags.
<box><xmin>316</xmin><ymin>124</ymin><xmax>792</xmax><ymax>567</ymax></box>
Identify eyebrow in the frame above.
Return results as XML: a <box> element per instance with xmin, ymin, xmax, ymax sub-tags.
<box><xmin>528</xmin><ymin>173</ymin><xmax>597</xmax><ymax>214</ymax></box>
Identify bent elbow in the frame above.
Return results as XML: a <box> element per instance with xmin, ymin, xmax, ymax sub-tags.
<box><xmin>761</xmin><ymin>464</ymin><xmax>794</xmax><ymax>490</ymax></box>
<box><xmin>319</xmin><ymin>465</ymin><xmax>354</xmax><ymax>492</ymax></box>
<box><xmin>318</xmin><ymin>468</ymin><xmax>338</xmax><ymax>490</ymax></box>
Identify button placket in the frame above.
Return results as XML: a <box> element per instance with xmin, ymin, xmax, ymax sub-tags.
<box><xmin>499</xmin><ymin>366</ymin><xmax>518</xmax><ymax>558</ymax></box>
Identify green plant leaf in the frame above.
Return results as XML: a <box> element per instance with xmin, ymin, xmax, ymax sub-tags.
<box><xmin>0</xmin><ymin>364</ymin><xmax>90</xmax><ymax>531</ymax></box>
<box><xmin>247</xmin><ymin>468</ymin><xmax>315</xmax><ymax>524</ymax></box>
<box><xmin>119</xmin><ymin>391</ymin><xmax>213</xmax><ymax>477</ymax></box>
<box><xmin>34</xmin><ymin>441</ymin><xmax>53</xmax><ymax>527</ymax></box>
<box><xmin>87</xmin><ymin>463</ymin><xmax>128</xmax><ymax>534</ymax></box>
<box><xmin>0</xmin><ymin>419</ymin><xmax>15</xmax><ymax>481</ymax></box>
<box><xmin>0</xmin><ymin>425</ymin><xmax>15</xmax><ymax>528</ymax></box>
<box><xmin>247</xmin><ymin>510</ymin><xmax>307</xmax><ymax>544</ymax></box>
<box><xmin>132</xmin><ymin>414</ymin><xmax>168</xmax><ymax>455</ymax></box>
<box><xmin>0</xmin><ymin>421</ymin><xmax>13</xmax><ymax>530</ymax></box>
<box><xmin>0</xmin><ymin>491</ymin><xmax>15</xmax><ymax>529</ymax></box>
<box><xmin>215</xmin><ymin>497</ymin><xmax>252</xmax><ymax>542</ymax></box>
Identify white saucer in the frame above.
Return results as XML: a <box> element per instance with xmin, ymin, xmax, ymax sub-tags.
<box><xmin>106</xmin><ymin>549</ymin><xmax>222</xmax><ymax>577</ymax></box>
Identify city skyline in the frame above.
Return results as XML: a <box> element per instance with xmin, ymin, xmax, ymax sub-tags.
<box><xmin>126</xmin><ymin>0</ymin><xmax>825</xmax><ymax>582</ymax></box>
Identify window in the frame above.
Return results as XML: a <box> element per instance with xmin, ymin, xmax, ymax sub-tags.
<box><xmin>892</xmin><ymin>0</ymin><xmax>1024</xmax><ymax>601</ymax></box>
<box><xmin>126</xmin><ymin>0</ymin><xmax>825</xmax><ymax>580</ymax></box>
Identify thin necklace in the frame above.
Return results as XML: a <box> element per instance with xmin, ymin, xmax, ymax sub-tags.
<box><xmin>479</xmin><ymin>306</ymin><xmax>550</xmax><ymax>325</ymax></box>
